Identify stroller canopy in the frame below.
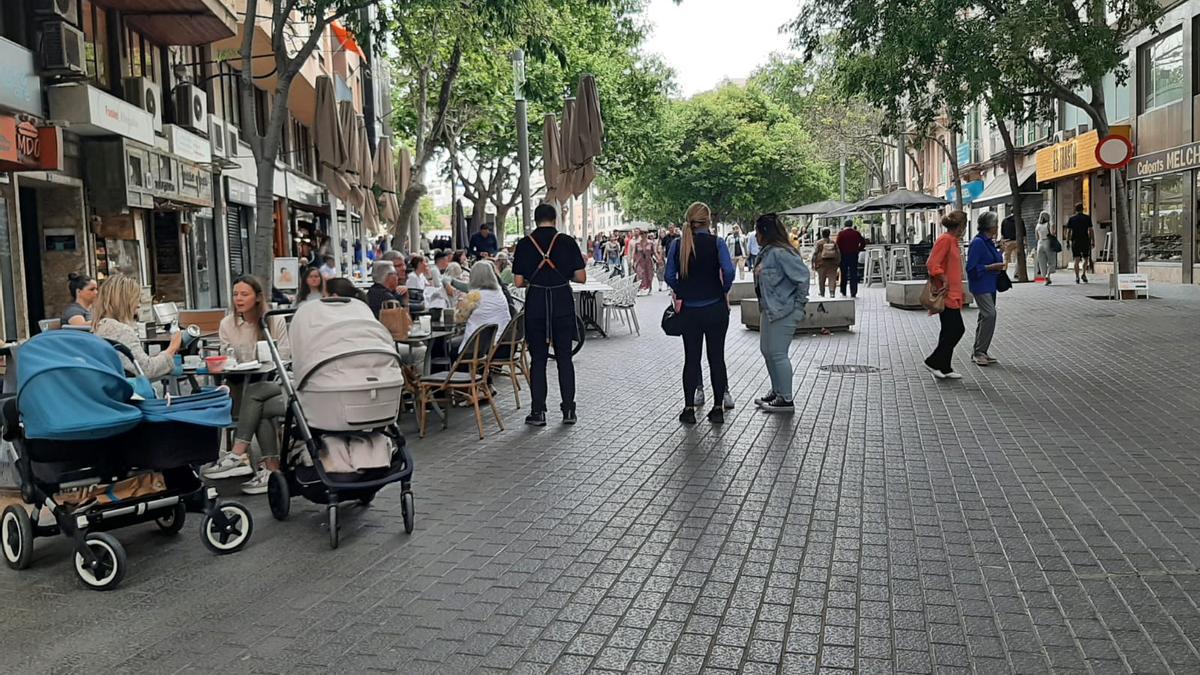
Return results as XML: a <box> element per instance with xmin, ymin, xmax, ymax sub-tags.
<box><xmin>16</xmin><ymin>330</ymin><xmax>140</xmax><ymax>440</ymax></box>
<box><xmin>290</xmin><ymin>298</ymin><xmax>403</xmax><ymax>391</ymax></box>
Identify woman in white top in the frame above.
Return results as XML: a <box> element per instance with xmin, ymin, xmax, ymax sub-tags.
<box><xmin>91</xmin><ymin>274</ymin><xmax>182</xmax><ymax>379</ymax></box>
<box><xmin>452</xmin><ymin>261</ymin><xmax>512</xmax><ymax>357</ymax></box>
<box><xmin>296</xmin><ymin>265</ymin><xmax>326</xmax><ymax>305</ymax></box>
<box><xmin>1035</xmin><ymin>211</ymin><xmax>1055</xmax><ymax>285</ymax></box>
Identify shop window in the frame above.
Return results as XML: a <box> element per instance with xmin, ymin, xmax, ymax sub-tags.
<box><xmin>81</xmin><ymin>0</ymin><xmax>110</xmax><ymax>89</ymax></box>
<box><xmin>1103</xmin><ymin>68</ymin><xmax>1132</xmax><ymax>123</ymax></box>
<box><xmin>1139</xmin><ymin>29</ymin><xmax>1183</xmax><ymax>112</ymax></box>
<box><xmin>1</xmin><ymin>1</ymin><xmax>28</xmax><ymax>46</ymax></box>
<box><xmin>1137</xmin><ymin>174</ymin><xmax>1184</xmax><ymax>263</ymax></box>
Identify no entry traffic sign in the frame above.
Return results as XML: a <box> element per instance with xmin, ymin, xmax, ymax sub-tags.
<box><xmin>1095</xmin><ymin>134</ymin><xmax>1135</xmax><ymax>170</ymax></box>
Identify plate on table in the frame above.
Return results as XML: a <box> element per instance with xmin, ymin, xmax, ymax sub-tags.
<box><xmin>226</xmin><ymin>361</ymin><xmax>262</xmax><ymax>372</ymax></box>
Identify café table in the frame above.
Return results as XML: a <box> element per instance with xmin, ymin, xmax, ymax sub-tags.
<box><xmin>395</xmin><ymin>330</ymin><xmax>453</xmax><ymax>377</ymax></box>
<box><xmin>571</xmin><ymin>281</ymin><xmax>614</xmax><ymax>337</ymax></box>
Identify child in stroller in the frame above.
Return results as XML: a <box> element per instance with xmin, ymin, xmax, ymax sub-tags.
<box><xmin>0</xmin><ymin>330</ymin><xmax>253</xmax><ymax>590</ymax></box>
<box><xmin>261</xmin><ymin>297</ymin><xmax>414</xmax><ymax>548</ymax></box>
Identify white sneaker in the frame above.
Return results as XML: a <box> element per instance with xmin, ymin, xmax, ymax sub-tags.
<box><xmin>943</xmin><ymin>371</ymin><xmax>964</xmax><ymax>380</ymax></box>
<box><xmin>722</xmin><ymin>392</ymin><xmax>735</xmax><ymax>410</ymax></box>
<box><xmin>240</xmin><ymin>468</ymin><xmax>270</xmax><ymax>495</ymax></box>
<box><xmin>203</xmin><ymin>452</ymin><xmax>253</xmax><ymax>479</ymax></box>
<box><xmin>924</xmin><ymin>364</ymin><xmax>947</xmax><ymax>380</ymax></box>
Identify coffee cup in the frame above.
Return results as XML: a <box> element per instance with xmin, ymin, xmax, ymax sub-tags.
<box><xmin>184</xmin><ymin>355</ymin><xmax>202</xmax><ymax>369</ymax></box>
<box><xmin>419</xmin><ymin>315</ymin><xmax>432</xmax><ymax>334</ymax></box>
<box><xmin>257</xmin><ymin>340</ymin><xmax>271</xmax><ymax>363</ymax></box>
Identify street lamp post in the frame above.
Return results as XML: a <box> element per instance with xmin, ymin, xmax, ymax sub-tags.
<box><xmin>512</xmin><ymin>50</ymin><xmax>533</xmax><ymax>235</ymax></box>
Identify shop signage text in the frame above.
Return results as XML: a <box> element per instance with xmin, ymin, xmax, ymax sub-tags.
<box><xmin>0</xmin><ymin>116</ymin><xmax>63</xmax><ymax>172</ymax></box>
<box><xmin>0</xmin><ymin>37</ymin><xmax>43</xmax><ymax>117</ymax></box>
<box><xmin>1035</xmin><ymin>126</ymin><xmax>1131</xmax><ymax>182</ymax></box>
<box><xmin>946</xmin><ymin>179</ymin><xmax>985</xmax><ymax>205</ymax></box>
<box><xmin>46</xmin><ymin>83</ymin><xmax>155</xmax><ymax>146</ymax></box>
<box><xmin>1131</xmin><ymin>141</ymin><xmax>1200</xmax><ymax>180</ymax></box>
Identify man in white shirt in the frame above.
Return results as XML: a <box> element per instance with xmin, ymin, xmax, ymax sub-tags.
<box><xmin>318</xmin><ymin>255</ymin><xmax>337</xmax><ymax>279</ymax></box>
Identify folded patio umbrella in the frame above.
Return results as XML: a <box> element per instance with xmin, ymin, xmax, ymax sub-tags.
<box><xmin>338</xmin><ymin>101</ymin><xmax>363</xmax><ymax>209</ymax></box>
<box><xmin>569</xmin><ymin>74</ymin><xmax>603</xmax><ymax>166</ymax></box>
<box><xmin>374</xmin><ymin>137</ymin><xmax>401</xmax><ymax>228</ymax></box>
<box><xmin>542</xmin><ymin>113</ymin><xmax>563</xmax><ymax>204</ymax></box>
<box><xmin>315</xmin><ymin>75</ymin><xmax>351</xmax><ymax>202</ymax></box>
<box><xmin>355</xmin><ymin>115</ymin><xmax>378</xmax><ymax>233</ymax></box>
<box><xmin>854</xmin><ymin>189</ymin><xmax>947</xmax><ymax>211</ymax></box>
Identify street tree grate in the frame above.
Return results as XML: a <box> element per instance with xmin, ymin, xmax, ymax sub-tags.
<box><xmin>819</xmin><ymin>364</ymin><xmax>883</xmax><ymax>374</ymax></box>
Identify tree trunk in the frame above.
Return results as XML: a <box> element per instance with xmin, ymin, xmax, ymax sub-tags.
<box><xmin>252</xmin><ymin>159</ymin><xmax>278</xmax><ymax>288</ymax></box>
<box><xmin>993</xmin><ymin>114</ymin><xmax>1029</xmax><ymax>282</ymax></box>
<box><xmin>494</xmin><ymin>204</ymin><xmax>511</xmax><ymax>236</ymax></box>
<box><xmin>397</xmin><ymin>178</ymin><xmax>428</xmax><ymax>250</ymax></box>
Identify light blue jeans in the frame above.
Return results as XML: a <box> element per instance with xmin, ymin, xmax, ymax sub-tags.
<box><xmin>759</xmin><ymin>307</ymin><xmax>803</xmax><ymax>401</ymax></box>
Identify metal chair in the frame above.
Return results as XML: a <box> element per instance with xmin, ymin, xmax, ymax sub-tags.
<box><xmin>863</xmin><ymin>247</ymin><xmax>887</xmax><ymax>287</ymax></box>
<box><xmin>888</xmin><ymin>246</ymin><xmax>913</xmax><ymax>281</ymax></box>
<box><xmin>415</xmin><ymin>324</ymin><xmax>502</xmax><ymax>439</ymax></box>
<box><xmin>489</xmin><ymin>313</ymin><xmax>530</xmax><ymax>407</ymax></box>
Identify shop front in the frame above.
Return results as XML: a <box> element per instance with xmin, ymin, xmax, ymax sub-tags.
<box><xmin>1034</xmin><ymin>126</ymin><xmax>1131</xmax><ymax>263</ymax></box>
<box><xmin>280</xmin><ymin>170</ymin><xmax>330</xmax><ymax>266</ymax></box>
<box><xmin>1129</xmin><ymin>141</ymin><xmax>1200</xmax><ymax>284</ymax></box>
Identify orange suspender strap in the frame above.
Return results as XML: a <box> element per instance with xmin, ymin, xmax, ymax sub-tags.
<box><xmin>529</xmin><ymin>232</ymin><xmax>561</xmax><ymax>273</ymax></box>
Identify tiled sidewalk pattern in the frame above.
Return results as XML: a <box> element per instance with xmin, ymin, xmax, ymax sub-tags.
<box><xmin>2</xmin><ymin>282</ymin><xmax>1200</xmax><ymax>673</ymax></box>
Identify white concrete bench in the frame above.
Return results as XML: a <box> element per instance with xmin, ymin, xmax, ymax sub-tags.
<box><xmin>740</xmin><ymin>298</ymin><xmax>855</xmax><ymax>332</ymax></box>
<box><xmin>728</xmin><ymin>280</ymin><xmax>756</xmax><ymax>305</ymax></box>
<box><xmin>886</xmin><ymin>280</ymin><xmax>974</xmax><ymax>309</ymax></box>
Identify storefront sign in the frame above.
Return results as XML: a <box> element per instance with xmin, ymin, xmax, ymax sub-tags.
<box><xmin>1118</xmin><ymin>273</ymin><xmax>1149</xmax><ymax>292</ymax></box>
<box><xmin>945</xmin><ymin>180</ymin><xmax>985</xmax><ymax>205</ymax></box>
<box><xmin>285</xmin><ymin>171</ymin><xmax>327</xmax><ymax>208</ymax></box>
<box><xmin>1130</xmin><ymin>141</ymin><xmax>1200</xmax><ymax>180</ymax></box>
<box><xmin>0</xmin><ymin>38</ymin><xmax>43</xmax><ymax>117</ymax></box>
<box><xmin>1035</xmin><ymin>126</ymin><xmax>1131</xmax><ymax>182</ymax></box>
<box><xmin>957</xmin><ymin>142</ymin><xmax>971</xmax><ymax>166</ymax></box>
<box><xmin>46</xmin><ymin>83</ymin><xmax>155</xmax><ymax>146</ymax></box>
<box><xmin>0</xmin><ymin>116</ymin><xmax>63</xmax><ymax>172</ymax></box>
<box><xmin>177</xmin><ymin>160</ymin><xmax>214</xmax><ymax>207</ymax></box>
<box><xmin>226</xmin><ymin>178</ymin><xmax>256</xmax><ymax>206</ymax></box>
<box><xmin>164</xmin><ymin>124</ymin><xmax>212</xmax><ymax>164</ymax></box>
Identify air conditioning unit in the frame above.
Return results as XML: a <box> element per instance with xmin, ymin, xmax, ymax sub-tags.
<box><xmin>33</xmin><ymin>0</ymin><xmax>78</xmax><ymax>25</ymax></box>
<box><xmin>209</xmin><ymin>115</ymin><xmax>227</xmax><ymax>159</ymax></box>
<box><xmin>226</xmin><ymin>123</ymin><xmax>240</xmax><ymax>156</ymax></box>
<box><xmin>174</xmin><ymin>83</ymin><xmax>207</xmax><ymax>134</ymax></box>
<box><xmin>39</xmin><ymin>21</ymin><xmax>85</xmax><ymax>77</ymax></box>
<box><xmin>124</xmin><ymin>77</ymin><xmax>163</xmax><ymax>132</ymax></box>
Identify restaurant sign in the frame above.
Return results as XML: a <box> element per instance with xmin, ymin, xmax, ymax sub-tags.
<box><xmin>1035</xmin><ymin>125</ymin><xmax>1131</xmax><ymax>182</ymax></box>
<box><xmin>0</xmin><ymin>115</ymin><xmax>63</xmax><ymax>172</ymax></box>
<box><xmin>1130</xmin><ymin>141</ymin><xmax>1200</xmax><ymax>181</ymax></box>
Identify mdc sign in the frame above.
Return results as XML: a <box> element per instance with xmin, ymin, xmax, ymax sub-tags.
<box><xmin>0</xmin><ymin>115</ymin><xmax>63</xmax><ymax>172</ymax></box>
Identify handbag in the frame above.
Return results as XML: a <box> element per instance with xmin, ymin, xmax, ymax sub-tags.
<box><xmin>379</xmin><ymin>299</ymin><xmax>412</xmax><ymax>340</ymax></box>
<box><xmin>920</xmin><ymin>279</ymin><xmax>947</xmax><ymax>314</ymax></box>
<box><xmin>996</xmin><ymin>270</ymin><xmax>1012</xmax><ymax>293</ymax></box>
<box><xmin>661</xmin><ymin>296</ymin><xmax>684</xmax><ymax>336</ymax></box>
<box><xmin>1048</xmin><ymin>233</ymin><xmax>1063</xmax><ymax>253</ymax></box>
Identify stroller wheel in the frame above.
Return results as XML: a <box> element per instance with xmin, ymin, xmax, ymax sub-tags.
<box><xmin>2</xmin><ymin>505</ymin><xmax>34</xmax><ymax>570</ymax></box>
<box><xmin>74</xmin><ymin>532</ymin><xmax>126</xmax><ymax>591</ymax></box>
<box><xmin>201</xmin><ymin>502</ymin><xmax>253</xmax><ymax>555</ymax></box>
<box><xmin>328</xmin><ymin>506</ymin><xmax>339</xmax><ymax>549</ymax></box>
<box><xmin>401</xmin><ymin>491</ymin><xmax>415</xmax><ymax>535</ymax></box>
<box><xmin>268</xmin><ymin>471</ymin><xmax>290</xmax><ymax>521</ymax></box>
<box><xmin>155</xmin><ymin>503</ymin><xmax>187</xmax><ymax>535</ymax></box>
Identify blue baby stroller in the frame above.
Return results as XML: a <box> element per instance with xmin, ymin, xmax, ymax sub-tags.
<box><xmin>0</xmin><ymin>330</ymin><xmax>254</xmax><ymax>590</ymax></box>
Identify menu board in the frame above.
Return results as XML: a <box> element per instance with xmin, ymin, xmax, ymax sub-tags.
<box><xmin>153</xmin><ymin>217</ymin><xmax>182</xmax><ymax>274</ymax></box>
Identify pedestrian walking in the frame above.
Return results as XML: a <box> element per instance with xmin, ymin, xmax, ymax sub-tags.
<box><xmin>513</xmin><ymin>204</ymin><xmax>587</xmax><ymax>426</ymax></box>
<box><xmin>810</xmin><ymin>227</ymin><xmax>841</xmax><ymax>297</ymax></box>
<box><xmin>923</xmin><ymin>211</ymin><xmax>969</xmax><ymax>381</ymax></box>
<box><xmin>966</xmin><ymin>212</ymin><xmax>1007</xmax><ymax>367</ymax></box>
<box><xmin>632</xmin><ymin>229</ymin><xmax>659</xmax><ymax>294</ymax></box>
<box><xmin>1000</xmin><ymin>213</ymin><xmax>1018</xmax><ymax>268</ymax></box>
<box><xmin>725</xmin><ymin>226</ymin><xmax>748</xmax><ymax>280</ymax></box>
<box><xmin>835</xmin><ymin>220</ymin><xmax>867</xmax><ymax>297</ymax></box>
<box><xmin>603</xmin><ymin>234</ymin><xmax>622</xmax><ymax>275</ymax></box>
<box><xmin>752</xmin><ymin>214</ymin><xmax>810</xmax><ymax>413</ymax></box>
<box><xmin>746</xmin><ymin>227</ymin><xmax>761</xmax><ymax>270</ymax></box>
<box><xmin>666</xmin><ymin>202</ymin><xmax>735</xmax><ymax>425</ymax></box>
<box><xmin>1035</xmin><ymin>211</ymin><xmax>1056</xmax><ymax>285</ymax></box>
<box><xmin>1064</xmin><ymin>203</ymin><xmax>1093</xmax><ymax>283</ymax></box>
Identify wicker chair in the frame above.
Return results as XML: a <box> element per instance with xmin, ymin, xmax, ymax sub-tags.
<box><xmin>489</xmin><ymin>313</ymin><xmax>529</xmax><ymax>407</ymax></box>
<box><xmin>415</xmin><ymin>323</ymin><xmax>502</xmax><ymax>439</ymax></box>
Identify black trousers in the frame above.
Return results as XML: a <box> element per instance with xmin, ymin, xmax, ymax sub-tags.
<box><xmin>680</xmin><ymin>303</ymin><xmax>729</xmax><ymax>407</ymax></box>
<box><xmin>925</xmin><ymin>308</ymin><xmax>965</xmax><ymax>373</ymax></box>
<box><xmin>525</xmin><ymin>312</ymin><xmax>576</xmax><ymax>413</ymax></box>
<box><xmin>839</xmin><ymin>257</ymin><xmax>859</xmax><ymax>297</ymax></box>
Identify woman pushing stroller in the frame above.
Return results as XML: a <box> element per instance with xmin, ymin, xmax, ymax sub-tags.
<box><xmin>203</xmin><ymin>276</ymin><xmax>290</xmax><ymax>494</ymax></box>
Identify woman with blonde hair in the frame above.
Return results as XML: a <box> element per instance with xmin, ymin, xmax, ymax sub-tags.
<box><xmin>665</xmin><ymin>202</ymin><xmax>736</xmax><ymax>425</ymax></box>
<box><xmin>92</xmin><ymin>274</ymin><xmax>182</xmax><ymax>379</ymax></box>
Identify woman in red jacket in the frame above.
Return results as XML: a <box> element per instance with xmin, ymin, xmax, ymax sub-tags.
<box><xmin>924</xmin><ymin>211</ymin><xmax>968</xmax><ymax>380</ymax></box>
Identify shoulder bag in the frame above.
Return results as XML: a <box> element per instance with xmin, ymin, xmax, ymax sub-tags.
<box><xmin>920</xmin><ymin>279</ymin><xmax>947</xmax><ymax>314</ymax></box>
<box><xmin>996</xmin><ymin>270</ymin><xmax>1013</xmax><ymax>293</ymax></box>
<box><xmin>379</xmin><ymin>299</ymin><xmax>412</xmax><ymax>340</ymax></box>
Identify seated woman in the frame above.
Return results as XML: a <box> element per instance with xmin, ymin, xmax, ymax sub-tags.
<box><xmin>203</xmin><ymin>275</ymin><xmax>290</xmax><ymax>495</ymax></box>
<box><xmin>451</xmin><ymin>261</ymin><xmax>511</xmax><ymax>358</ymax></box>
<box><xmin>62</xmin><ymin>272</ymin><xmax>98</xmax><ymax>327</ymax></box>
<box><xmin>91</xmin><ymin>274</ymin><xmax>182</xmax><ymax>379</ymax></box>
<box><xmin>296</xmin><ymin>265</ymin><xmax>326</xmax><ymax>306</ymax></box>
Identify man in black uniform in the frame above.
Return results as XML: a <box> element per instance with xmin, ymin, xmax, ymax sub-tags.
<box><xmin>1064</xmin><ymin>203</ymin><xmax>1093</xmax><ymax>283</ymax></box>
<box><xmin>513</xmin><ymin>204</ymin><xmax>587</xmax><ymax>426</ymax></box>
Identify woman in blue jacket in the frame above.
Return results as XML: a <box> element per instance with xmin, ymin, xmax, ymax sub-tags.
<box><xmin>966</xmin><ymin>211</ymin><xmax>1007</xmax><ymax>366</ymax></box>
<box><xmin>751</xmin><ymin>213</ymin><xmax>810</xmax><ymax>413</ymax></box>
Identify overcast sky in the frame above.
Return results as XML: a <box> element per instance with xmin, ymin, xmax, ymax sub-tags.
<box><xmin>642</xmin><ymin>0</ymin><xmax>798</xmax><ymax>98</ymax></box>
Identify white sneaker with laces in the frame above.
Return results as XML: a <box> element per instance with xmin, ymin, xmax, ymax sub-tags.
<box><xmin>203</xmin><ymin>452</ymin><xmax>253</xmax><ymax>480</ymax></box>
<box><xmin>240</xmin><ymin>467</ymin><xmax>270</xmax><ymax>495</ymax></box>
<box><xmin>943</xmin><ymin>371</ymin><xmax>964</xmax><ymax>380</ymax></box>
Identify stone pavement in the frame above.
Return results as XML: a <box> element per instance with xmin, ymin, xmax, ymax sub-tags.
<box><xmin>3</xmin><ymin>279</ymin><xmax>1200</xmax><ymax>674</ymax></box>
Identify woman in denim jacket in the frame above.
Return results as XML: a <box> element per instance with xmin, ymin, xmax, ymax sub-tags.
<box><xmin>752</xmin><ymin>213</ymin><xmax>810</xmax><ymax>413</ymax></box>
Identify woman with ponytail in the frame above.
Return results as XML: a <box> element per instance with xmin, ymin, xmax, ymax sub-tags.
<box><xmin>665</xmin><ymin>202</ymin><xmax>736</xmax><ymax>425</ymax></box>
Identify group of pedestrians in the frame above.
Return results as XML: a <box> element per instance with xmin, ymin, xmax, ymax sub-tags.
<box><xmin>1034</xmin><ymin>204</ymin><xmax>1095</xmax><ymax>285</ymax></box>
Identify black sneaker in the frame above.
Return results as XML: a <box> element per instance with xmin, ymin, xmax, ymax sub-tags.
<box><xmin>753</xmin><ymin>391</ymin><xmax>778</xmax><ymax>407</ymax></box>
<box><xmin>1081</xmin><ymin>274</ymin><xmax>1088</xmax><ymax>283</ymax></box>
<box><xmin>761</xmin><ymin>398</ymin><xmax>795</xmax><ymax>414</ymax></box>
<box><xmin>679</xmin><ymin>408</ymin><xmax>697</xmax><ymax>424</ymax></box>
<box><xmin>562</xmin><ymin>407</ymin><xmax>577</xmax><ymax>425</ymax></box>
<box><xmin>525</xmin><ymin>411</ymin><xmax>547</xmax><ymax>427</ymax></box>
<box><xmin>707</xmin><ymin>407</ymin><xmax>724</xmax><ymax>424</ymax></box>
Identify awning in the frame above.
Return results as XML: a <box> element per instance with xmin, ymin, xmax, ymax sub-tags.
<box><xmin>974</xmin><ymin>165</ymin><xmax>1037</xmax><ymax>207</ymax></box>
<box><xmin>92</xmin><ymin>0</ymin><xmax>236</xmax><ymax>46</ymax></box>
